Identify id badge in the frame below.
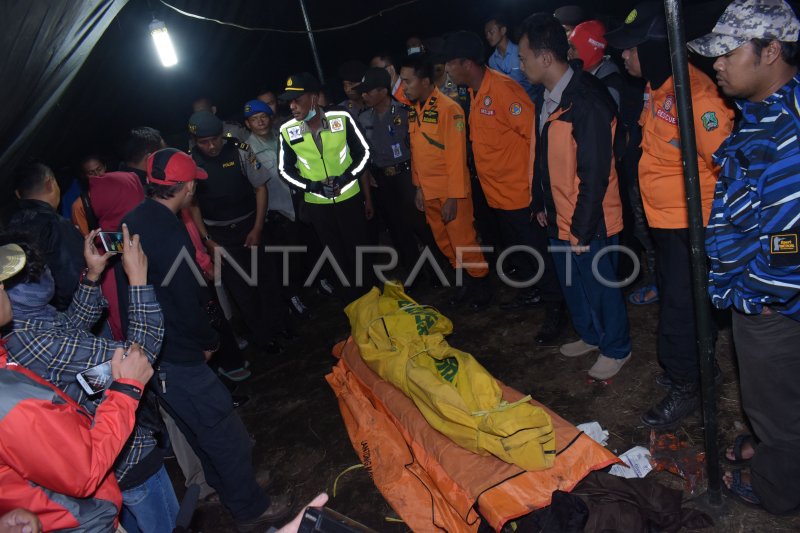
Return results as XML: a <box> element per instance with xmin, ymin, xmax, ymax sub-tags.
<box><xmin>391</xmin><ymin>143</ymin><xmax>402</xmax><ymax>159</ymax></box>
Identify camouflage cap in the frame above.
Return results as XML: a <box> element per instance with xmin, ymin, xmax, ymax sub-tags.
<box><xmin>688</xmin><ymin>0</ymin><xmax>800</xmax><ymax>57</ymax></box>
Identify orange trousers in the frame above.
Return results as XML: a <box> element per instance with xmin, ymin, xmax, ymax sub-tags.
<box><xmin>424</xmin><ymin>197</ymin><xmax>489</xmax><ymax>278</ymax></box>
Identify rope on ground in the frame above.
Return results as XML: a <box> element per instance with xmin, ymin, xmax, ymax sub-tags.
<box><xmin>158</xmin><ymin>0</ymin><xmax>420</xmax><ymax>33</ymax></box>
<box><xmin>333</xmin><ymin>463</ymin><xmax>365</xmax><ymax>498</ymax></box>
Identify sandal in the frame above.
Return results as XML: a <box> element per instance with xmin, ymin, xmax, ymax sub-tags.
<box><xmin>628</xmin><ymin>284</ymin><xmax>659</xmax><ymax>305</ymax></box>
<box><xmin>218</xmin><ymin>367</ymin><xmax>252</xmax><ymax>382</ymax></box>
<box><xmin>724</xmin><ymin>434</ymin><xmax>755</xmax><ymax>466</ymax></box>
<box><xmin>722</xmin><ymin>470</ymin><xmax>761</xmax><ymax>508</ymax></box>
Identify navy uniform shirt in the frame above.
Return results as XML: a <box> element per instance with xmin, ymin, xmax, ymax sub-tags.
<box><xmin>359</xmin><ymin>100</ymin><xmax>410</xmax><ymax>168</ymax></box>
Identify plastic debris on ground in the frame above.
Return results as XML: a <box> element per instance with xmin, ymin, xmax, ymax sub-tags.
<box><xmin>608</xmin><ymin>446</ymin><xmax>654</xmax><ymax>479</ymax></box>
<box><xmin>576</xmin><ymin>421</ymin><xmax>609</xmax><ymax>446</ymax></box>
<box><xmin>648</xmin><ymin>430</ymin><xmax>707</xmax><ymax>496</ymax></box>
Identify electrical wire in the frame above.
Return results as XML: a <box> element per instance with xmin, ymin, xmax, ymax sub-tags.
<box><xmin>158</xmin><ymin>0</ymin><xmax>420</xmax><ymax>33</ymax></box>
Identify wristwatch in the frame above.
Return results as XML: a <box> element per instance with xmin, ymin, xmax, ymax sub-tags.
<box><xmin>80</xmin><ymin>268</ymin><xmax>100</xmax><ymax>287</ymax></box>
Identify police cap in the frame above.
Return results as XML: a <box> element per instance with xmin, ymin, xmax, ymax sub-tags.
<box><xmin>354</xmin><ymin>67</ymin><xmax>391</xmax><ymax>93</ymax></box>
<box><xmin>188</xmin><ymin>111</ymin><xmax>223</xmax><ymax>137</ymax></box>
<box><xmin>279</xmin><ymin>72</ymin><xmax>322</xmax><ymax>102</ymax></box>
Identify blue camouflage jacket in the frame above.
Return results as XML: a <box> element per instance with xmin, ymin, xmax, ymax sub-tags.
<box><xmin>706</xmin><ymin>75</ymin><xmax>800</xmax><ymax>320</ymax></box>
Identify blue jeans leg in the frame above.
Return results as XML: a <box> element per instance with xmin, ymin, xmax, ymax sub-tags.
<box><xmin>120</xmin><ymin>465</ymin><xmax>179</xmax><ymax>533</ymax></box>
<box><xmin>551</xmin><ymin>238</ymin><xmax>601</xmax><ymax>346</ymax></box>
<box><xmin>550</xmin><ymin>237</ymin><xmax>631</xmax><ymax>358</ymax></box>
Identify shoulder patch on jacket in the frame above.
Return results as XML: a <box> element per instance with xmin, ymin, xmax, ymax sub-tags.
<box><xmin>701</xmin><ymin>111</ymin><xmax>719</xmax><ymax>132</ymax></box>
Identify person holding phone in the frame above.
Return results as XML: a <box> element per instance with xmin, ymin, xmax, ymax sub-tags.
<box><xmin>0</xmin><ymin>228</ymin><xmax>178</xmax><ymax>533</ymax></box>
<box><xmin>0</xmin><ymin>242</ymin><xmax>155</xmax><ymax>531</ymax></box>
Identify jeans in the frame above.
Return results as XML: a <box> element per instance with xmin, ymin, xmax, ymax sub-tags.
<box><xmin>120</xmin><ymin>465</ymin><xmax>179</xmax><ymax>533</ymax></box>
<box><xmin>550</xmin><ymin>235</ymin><xmax>631</xmax><ymax>359</ymax></box>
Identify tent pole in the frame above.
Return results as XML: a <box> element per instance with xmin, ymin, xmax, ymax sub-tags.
<box><xmin>298</xmin><ymin>0</ymin><xmax>325</xmax><ymax>83</ymax></box>
<box><xmin>663</xmin><ymin>0</ymin><xmax>722</xmax><ymax>506</ymax></box>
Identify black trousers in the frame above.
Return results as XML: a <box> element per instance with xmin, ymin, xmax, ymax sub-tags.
<box><xmin>652</xmin><ymin>228</ymin><xmax>716</xmax><ymax>382</ymax></box>
<box><xmin>732</xmin><ymin>310</ymin><xmax>800</xmax><ymax>514</ymax></box>
<box><xmin>470</xmin><ymin>174</ymin><xmax>504</xmax><ymax>265</ymax></box>
<box><xmin>304</xmin><ymin>196</ymin><xmax>374</xmax><ymax>302</ymax></box>
<box><xmin>156</xmin><ymin>361</ymin><xmax>268</xmax><ymax>522</ymax></box>
<box><xmin>372</xmin><ymin>168</ymin><xmax>439</xmax><ymax>281</ymax></box>
<box><xmin>206</xmin><ymin>214</ymin><xmax>287</xmax><ymax>346</ymax></box>
<box><xmin>493</xmin><ymin>207</ymin><xmax>563</xmax><ymax>303</ymax></box>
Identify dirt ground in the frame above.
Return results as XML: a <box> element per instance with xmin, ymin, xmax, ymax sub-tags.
<box><xmin>172</xmin><ymin>278</ymin><xmax>800</xmax><ymax>532</ymax></box>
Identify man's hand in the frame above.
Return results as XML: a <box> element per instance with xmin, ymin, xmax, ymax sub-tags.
<box><xmin>441</xmin><ymin>198</ymin><xmax>458</xmax><ymax>224</ymax></box>
<box><xmin>244</xmin><ymin>227</ymin><xmax>262</xmax><ymax>248</ymax></box>
<box><xmin>0</xmin><ymin>508</ymin><xmax>42</xmax><ymax>533</ymax></box>
<box><xmin>121</xmin><ymin>224</ymin><xmax>148</xmax><ymax>286</ymax></box>
<box><xmin>111</xmin><ymin>345</ymin><xmax>154</xmax><ymax>385</ymax></box>
<box><xmin>415</xmin><ymin>188</ymin><xmax>425</xmax><ymax>212</ymax></box>
<box><xmin>535</xmin><ymin>211</ymin><xmax>547</xmax><ymax>227</ymax></box>
<box><xmin>84</xmin><ymin>229</ymin><xmax>111</xmax><ymax>282</ymax></box>
<box><xmin>571</xmin><ymin>244</ymin><xmax>590</xmax><ymax>256</ymax></box>
<box><xmin>307</xmin><ymin>180</ymin><xmax>325</xmax><ymax>195</ymax></box>
<box><xmin>276</xmin><ymin>493</ymin><xmax>329</xmax><ymax>533</ymax></box>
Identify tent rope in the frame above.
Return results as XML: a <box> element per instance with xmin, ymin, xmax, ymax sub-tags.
<box><xmin>158</xmin><ymin>0</ymin><xmax>420</xmax><ymax>33</ymax></box>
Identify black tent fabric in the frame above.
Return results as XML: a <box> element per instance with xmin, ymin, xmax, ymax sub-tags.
<box><xmin>0</xmin><ymin>0</ymin><xmax>128</xmax><ymax>177</ymax></box>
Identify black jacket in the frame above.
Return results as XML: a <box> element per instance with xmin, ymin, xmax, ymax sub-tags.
<box><xmin>122</xmin><ymin>198</ymin><xmax>217</xmax><ymax>364</ymax></box>
<box><xmin>7</xmin><ymin>199</ymin><xmax>85</xmax><ymax>310</ymax></box>
<box><xmin>533</xmin><ymin>67</ymin><xmax>622</xmax><ymax>245</ymax></box>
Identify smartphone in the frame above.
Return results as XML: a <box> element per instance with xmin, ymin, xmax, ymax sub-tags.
<box><xmin>76</xmin><ymin>360</ymin><xmax>113</xmax><ymax>395</ymax></box>
<box><xmin>298</xmin><ymin>507</ymin><xmax>377</xmax><ymax>533</ymax></box>
<box><xmin>98</xmin><ymin>231</ymin><xmax>124</xmax><ymax>254</ymax></box>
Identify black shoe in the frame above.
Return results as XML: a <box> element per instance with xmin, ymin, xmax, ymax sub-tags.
<box><xmin>232</xmin><ymin>395</ymin><xmax>250</xmax><ymax>409</ymax></box>
<box><xmin>469</xmin><ymin>276</ymin><xmax>492</xmax><ymax>310</ymax></box>
<box><xmin>236</xmin><ymin>495</ymin><xmax>294</xmax><ymax>532</ymax></box>
<box><xmin>656</xmin><ymin>366</ymin><xmax>723</xmax><ymax>388</ymax></box>
<box><xmin>641</xmin><ymin>381</ymin><xmax>700</xmax><ymax>429</ymax></box>
<box><xmin>260</xmin><ymin>339</ymin><xmax>284</xmax><ymax>354</ymax></box>
<box><xmin>535</xmin><ymin>304</ymin><xmax>565</xmax><ymax>344</ymax></box>
<box><xmin>287</xmin><ymin>295</ymin><xmax>310</xmax><ymax>319</ymax></box>
<box><xmin>500</xmin><ymin>288</ymin><xmax>542</xmax><ymax>310</ymax></box>
<box><xmin>279</xmin><ymin>328</ymin><xmax>299</xmax><ymax>341</ymax></box>
<box><xmin>448</xmin><ymin>274</ymin><xmax>471</xmax><ymax>306</ymax></box>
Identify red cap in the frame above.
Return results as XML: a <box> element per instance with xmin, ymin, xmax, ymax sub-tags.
<box><xmin>146</xmin><ymin>148</ymin><xmax>208</xmax><ymax>185</ymax></box>
<box><xmin>569</xmin><ymin>20</ymin><xmax>607</xmax><ymax>71</ymax></box>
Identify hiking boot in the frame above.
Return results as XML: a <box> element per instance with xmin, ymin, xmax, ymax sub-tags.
<box><xmin>469</xmin><ymin>276</ymin><xmax>492</xmax><ymax>310</ymax></box>
<box><xmin>535</xmin><ymin>303</ymin><xmax>565</xmax><ymax>344</ymax></box>
<box><xmin>641</xmin><ymin>380</ymin><xmax>700</xmax><ymax>429</ymax></box>
<box><xmin>559</xmin><ymin>339</ymin><xmax>599</xmax><ymax>357</ymax></box>
<box><xmin>236</xmin><ymin>494</ymin><xmax>293</xmax><ymax>532</ymax></box>
<box><xmin>500</xmin><ymin>287</ymin><xmax>542</xmax><ymax>310</ymax></box>
<box><xmin>588</xmin><ymin>353</ymin><xmax>631</xmax><ymax>380</ymax></box>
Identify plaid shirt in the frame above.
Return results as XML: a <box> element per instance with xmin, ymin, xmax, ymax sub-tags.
<box><xmin>4</xmin><ymin>282</ymin><xmax>164</xmax><ymax>483</ymax></box>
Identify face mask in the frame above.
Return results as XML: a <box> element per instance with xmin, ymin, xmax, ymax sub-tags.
<box><xmin>303</xmin><ymin>98</ymin><xmax>319</xmax><ymax>122</ymax></box>
<box><xmin>407</xmin><ymin>46</ymin><xmax>422</xmax><ymax>55</ymax></box>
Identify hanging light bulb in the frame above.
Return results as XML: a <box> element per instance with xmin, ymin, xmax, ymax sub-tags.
<box><xmin>149</xmin><ymin>18</ymin><xmax>178</xmax><ymax>67</ymax></box>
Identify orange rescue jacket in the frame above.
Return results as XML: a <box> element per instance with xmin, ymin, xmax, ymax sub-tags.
<box><xmin>638</xmin><ymin>64</ymin><xmax>733</xmax><ymax>228</ymax></box>
<box><xmin>409</xmin><ymin>87</ymin><xmax>470</xmax><ymax>200</ymax></box>
<box><xmin>470</xmin><ymin>69</ymin><xmax>536</xmax><ymax>210</ymax></box>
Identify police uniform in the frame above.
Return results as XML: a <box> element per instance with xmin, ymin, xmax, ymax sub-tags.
<box><xmin>188</xmin><ymin>111</ymin><xmax>287</xmax><ymax>349</ymax></box>
<box><xmin>360</xmin><ymin>95</ymin><xmax>438</xmax><ymax>281</ymax></box>
<box><xmin>277</xmin><ymin>73</ymin><xmax>373</xmax><ymax>301</ymax></box>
